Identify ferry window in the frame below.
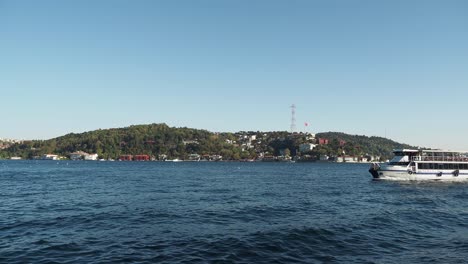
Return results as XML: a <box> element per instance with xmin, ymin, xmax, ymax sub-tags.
<box><xmin>429</xmin><ymin>163</ymin><xmax>434</xmax><ymax>169</ymax></box>
<box><xmin>389</xmin><ymin>162</ymin><xmax>410</xmax><ymax>166</ymax></box>
<box><xmin>454</xmin><ymin>164</ymin><xmax>459</xmax><ymax>170</ymax></box>
<box><xmin>418</xmin><ymin>163</ymin><xmax>423</xmax><ymax>169</ymax></box>
<box><xmin>448</xmin><ymin>164</ymin><xmax>454</xmax><ymax>170</ymax></box>
<box><xmin>438</xmin><ymin>164</ymin><xmax>444</xmax><ymax>170</ymax></box>
<box><xmin>444</xmin><ymin>164</ymin><xmax>449</xmax><ymax>170</ymax></box>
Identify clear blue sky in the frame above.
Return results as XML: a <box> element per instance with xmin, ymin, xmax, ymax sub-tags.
<box><xmin>1</xmin><ymin>0</ymin><xmax>467</xmax><ymax>149</ymax></box>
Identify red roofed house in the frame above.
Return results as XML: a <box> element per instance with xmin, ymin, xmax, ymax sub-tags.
<box><xmin>318</xmin><ymin>138</ymin><xmax>329</xmax><ymax>145</ymax></box>
<box><xmin>134</xmin><ymin>155</ymin><xmax>150</xmax><ymax>161</ymax></box>
<box><xmin>119</xmin><ymin>155</ymin><xmax>133</xmax><ymax>161</ymax></box>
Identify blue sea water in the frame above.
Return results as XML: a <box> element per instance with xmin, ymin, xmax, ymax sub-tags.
<box><xmin>1</xmin><ymin>160</ymin><xmax>468</xmax><ymax>263</ymax></box>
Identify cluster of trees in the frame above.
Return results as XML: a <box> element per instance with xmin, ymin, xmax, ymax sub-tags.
<box><xmin>313</xmin><ymin>132</ymin><xmax>414</xmax><ymax>160</ymax></box>
<box><xmin>0</xmin><ymin>124</ymin><xmax>416</xmax><ymax>161</ymax></box>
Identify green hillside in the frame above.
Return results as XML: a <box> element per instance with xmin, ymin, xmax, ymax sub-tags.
<box><xmin>314</xmin><ymin>132</ymin><xmax>416</xmax><ymax>159</ymax></box>
<box><xmin>0</xmin><ymin>124</ymin><xmax>417</xmax><ymax>161</ymax></box>
<box><xmin>0</xmin><ymin>123</ymin><xmax>244</xmax><ymax>160</ymax></box>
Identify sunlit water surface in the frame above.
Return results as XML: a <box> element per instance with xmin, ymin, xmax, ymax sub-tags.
<box><xmin>1</xmin><ymin>161</ymin><xmax>467</xmax><ymax>263</ymax></box>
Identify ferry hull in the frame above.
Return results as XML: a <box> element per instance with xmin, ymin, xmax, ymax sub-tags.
<box><xmin>373</xmin><ymin>168</ymin><xmax>468</xmax><ymax>181</ymax></box>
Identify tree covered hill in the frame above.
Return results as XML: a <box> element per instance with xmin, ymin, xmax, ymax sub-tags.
<box><xmin>1</xmin><ymin>123</ymin><xmax>243</xmax><ymax>160</ymax></box>
<box><xmin>0</xmin><ymin>124</ymin><xmax>417</xmax><ymax>160</ymax></box>
<box><xmin>314</xmin><ymin>132</ymin><xmax>416</xmax><ymax>159</ymax></box>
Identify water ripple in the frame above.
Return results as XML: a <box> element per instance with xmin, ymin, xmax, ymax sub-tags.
<box><xmin>1</xmin><ymin>161</ymin><xmax>468</xmax><ymax>263</ymax></box>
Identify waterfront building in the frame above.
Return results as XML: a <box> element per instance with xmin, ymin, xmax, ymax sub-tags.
<box><xmin>119</xmin><ymin>155</ymin><xmax>133</xmax><ymax>161</ymax></box>
<box><xmin>70</xmin><ymin>151</ymin><xmax>89</xmax><ymax>160</ymax></box>
<box><xmin>41</xmin><ymin>154</ymin><xmax>59</xmax><ymax>160</ymax></box>
<box><xmin>84</xmin><ymin>153</ymin><xmax>99</xmax><ymax>161</ymax></box>
<box><xmin>188</xmin><ymin>154</ymin><xmax>201</xmax><ymax>161</ymax></box>
<box><xmin>134</xmin><ymin>155</ymin><xmax>150</xmax><ymax>161</ymax></box>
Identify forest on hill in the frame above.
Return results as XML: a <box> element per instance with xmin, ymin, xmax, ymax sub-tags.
<box><xmin>313</xmin><ymin>132</ymin><xmax>415</xmax><ymax>159</ymax></box>
<box><xmin>0</xmin><ymin>123</ymin><xmax>416</xmax><ymax>161</ymax></box>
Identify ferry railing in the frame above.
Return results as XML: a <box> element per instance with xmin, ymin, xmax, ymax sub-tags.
<box><xmin>411</xmin><ymin>156</ymin><xmax>468</xmax><ymax>162</ymax></box>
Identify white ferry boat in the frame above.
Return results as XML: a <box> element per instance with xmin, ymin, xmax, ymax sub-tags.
<box><xmin>369</xmin><ymin>149</ymin><xmax>468</xmax><ymax>181</ymax></box>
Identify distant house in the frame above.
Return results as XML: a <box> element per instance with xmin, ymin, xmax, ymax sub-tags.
<box><xmin>363</xmin><ymin>155</ymin><xmax>380</xmax><ymax>162</ymax></box>
<box><xmin>318</xmin><ymin>138</ymin><xmax>329</xmax><ymax>145</ymax></box>
<box><xmin>84</xmin><ymin>153</ymin><xmax>99</xmax><ymax>161</ymax></box>
<box><xmin>41</xmin><ymin>154</ymin><xmax>59</xmax><ymax>160</ymax></box>
<box><xmin>119</xmin><ymin>155</ymin><xmax>133</xmax><ymax>161</ymax></box>
<box><xmin>70</xmin><ymin>153</ymin><xmax>83</xmax><ymax>160</ymax></box>
<box><xmin>299</xmin><ymin>143</ymin><xmax>316</xmax><ymax>153</ymax></box>
<box><xmin>187</xmin><ymin>154</ymin><xmax>200</xmax><ymax>161</ymax></box>
<box><xmin>336</xmin><ymin>156</ymin><xmax>357</xmax><ymax>163</ymax></box>
<box><xmin>70</xmin><ymin>151</ymin><xmax>89</xmax><ymax>160</ymax></box>
<box><xmin>134</xmin><ymin>155</ymin><xmax>150</xmax><ymax>161</ymax></box>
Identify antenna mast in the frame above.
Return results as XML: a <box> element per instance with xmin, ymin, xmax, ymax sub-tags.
<box><xmin>290</xmin><ymin>104</ymin><xmax>296</xmax><ymax>133</ymax></box>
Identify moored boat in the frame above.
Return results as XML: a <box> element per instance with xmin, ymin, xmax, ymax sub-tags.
<box><xmin>369</xmin><ymin>149</ymin><xmax>468</xmax><ymax>181</ymax></box>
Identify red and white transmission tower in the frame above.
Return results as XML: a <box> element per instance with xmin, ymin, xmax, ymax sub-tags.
<box><xmin>290</xmin><ymin>104</ymin><xmax>296</xmax><ymax>133</ymax></box>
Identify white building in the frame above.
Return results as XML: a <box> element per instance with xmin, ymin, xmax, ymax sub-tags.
<box><xmin>187</xmin><ymin>154</ymin><xmax>200</xmax><ymax>161</ymax></box>
<box><xmin>299</xmin><ymin>143</ymin><xmax>316</xmax><ymax>153</ymax></box>
<box><xmin>84</xmin><ymin>153</ymin><xmax>99</xmax><ymax>161</ymax></box>
<box><xmin>41</xmin><ymin>154</ymin><xmax>59</xmax><ymax>160</ymax></box>
<box><xmin>336</xmin><ymin>156</ymin><xmax>358</xmax><ymax>163</ymax></box>
<box><xmin>70</xmin><ymin>151</ymin><xmax>89</xmax><ymax>160</ymax></box>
